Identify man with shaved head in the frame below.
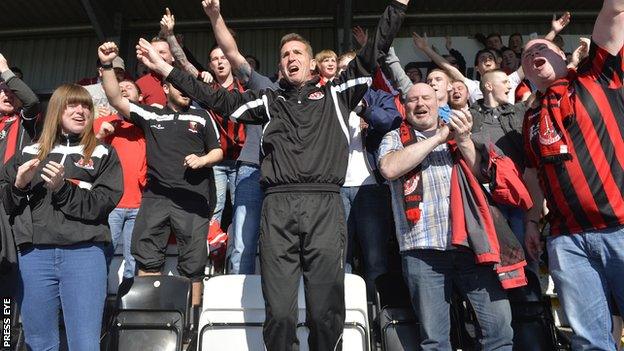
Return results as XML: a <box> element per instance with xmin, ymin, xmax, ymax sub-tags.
<box><xmin>522</xmin><ymin>1</ymin><xmax>624</xmax><ymax>349</ymax></box>
<box><xmin>378</xmin><ymin>83</ymin><xmax>513</xmax><ymax>350</ymax></box>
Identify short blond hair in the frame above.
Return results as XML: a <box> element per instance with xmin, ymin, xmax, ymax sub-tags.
<box><xmin>315</xmin><ymin>49</ymin><xmax>337</xmax><ymax>64</ymax></box>
<box><xmin>280</xmin><ymin>33</ymin><xmax>313</xmax><ymax>58</ymax></box>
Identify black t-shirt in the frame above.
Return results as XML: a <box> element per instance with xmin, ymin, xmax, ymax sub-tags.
<box><xmin>127</xmin><ymin>102</ymin><xmax>220</xmax><ymax>202</ymax></box>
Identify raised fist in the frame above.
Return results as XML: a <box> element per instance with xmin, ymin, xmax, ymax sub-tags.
<box><xmin>98</xmin><ymin>42</ymin><xmax>119</xmax><ymax>65</ymax></box>
<box><xmin>202</xmin><ymin>0</ymin><xmax>221</xmax><ymax>19</ymax></box>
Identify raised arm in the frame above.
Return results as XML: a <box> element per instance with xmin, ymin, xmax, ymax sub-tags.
<box><xmin>352</xmin><ymin>26</ymin><xmax>369</xmax><ymax>48</ymax></box>
<box><xmin>136</xmin><ymin>38</ymin><xmax>267</xmax><ymax>122</ymax></box>
<box><xmin>202</xmin><ymin>0</ymin><xmax>250</xmax><ymax>81</ymax></box>
<box><xmin>593</xmin><ymin>0</ymin><xmax>624</xmax><ymax>55</ymax></box>
<box><xmin>159</xmin><ymin>8</ymin><xmax>201</xmax><ymax>78</ymax></box>
<box><xmin>567</xmin><ymin>38</ymin><xmax>591</xmax><ymax>69</ymax></box>
<box><xmin>335</xmin><ymin>0</ymin><xmax>409</xmax><ymax>111</ymax></box>
<box><xmin>360</xmin><ymin>88</ymin><xmax>402</xmax><ymax>133</ymax></box>
<box><xmin>0</xmin><ymin>54</ymin><xmax>40</xmax><ymax>121</ymax></box>
<box><xmin>544</xmin><ymin>12</ymin><xmax>571</xmax><ymax>42</ymax></box>
<box><xmin>379</xmin><ymin>125</ymin><xmax>449</xmax><ymax>181</ymax></box>
<box><xmin>446</xmin><ymin>36</ymin><xmax>467</xmax><ymax>75</ymax></box>
<box><xmin>98</xmin><ymin>42</ymin><xmax>130</xmax><ymax>118</ymax></box>
<box><xmin>412</xmin><ymin>33</ymin><xmax>466</xmax><ymax>83</ymax></box>
<box><xmin>381</xmin><ymin>47</ymin><xmax>414</xmax><ymax>101</ymax></box>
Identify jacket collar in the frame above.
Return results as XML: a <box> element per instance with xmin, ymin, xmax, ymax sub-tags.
<box><xmin>278</xmin><ymin>76</ymin><xmax>322</xmax><ymax>94</ymax></box>
<box><xmin>59</xmin><ymin>132</ymin><xmax>82</xmax><ymax>146</ymax></box>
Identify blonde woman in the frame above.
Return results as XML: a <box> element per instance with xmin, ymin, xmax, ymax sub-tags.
<box><xmin>2</xmin><ymin>84</ymin><xmax>122</xmax><ymax>351</ymax></box>
<box><xmin>314</xmin><ymin>49</ymin><xmax>338</xmax><ymax>83</ymax></box>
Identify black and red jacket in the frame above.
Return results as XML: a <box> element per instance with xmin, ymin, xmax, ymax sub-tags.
<box><xmin>449</xmin><ymin>143</ymin><xmax>531</xmax><ymax>289</ymax></box>
<box><xmin>166</xmin><ymin>0</ymin><xmax>407</xmax><ymax>191</ymax></box>
<box><xmin>2</xmin><ymin>135</ymin><xmax>123</xmax><ymax>247</ymax></box>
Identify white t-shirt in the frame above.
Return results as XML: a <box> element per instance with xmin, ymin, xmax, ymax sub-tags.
<box><xmin>344</xmin><ymin>111</ymin><xmax>376</xmax><ymax>187</ymax></box>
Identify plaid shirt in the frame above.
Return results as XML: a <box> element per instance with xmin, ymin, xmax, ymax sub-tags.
<box><xmin>378</xmin><ymin>128</ymin><xmax>453</xmax><ymax>252</ymax></box>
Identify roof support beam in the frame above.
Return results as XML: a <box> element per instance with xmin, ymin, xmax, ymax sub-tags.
<box><xmin>335</xmin><ymin>0</ymin><xmax>354</xmax><ymax>53</ymax></box>
<box><xmin>79</xmin><ymin>0</ymin><xmax>121</xmax><ymax>42</ymax></box>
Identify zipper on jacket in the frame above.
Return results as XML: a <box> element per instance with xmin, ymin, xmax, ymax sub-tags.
<box><xmin>60</xmin><ymin>138</ymin><xmax>70</xmax><ymax>165</ymax></box>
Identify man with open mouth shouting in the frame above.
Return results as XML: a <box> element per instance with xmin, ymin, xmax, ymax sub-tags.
<box><xmin>135</xmin><ymin>0</ymin><xmax>409</xmax><ymax>349</ymax></box>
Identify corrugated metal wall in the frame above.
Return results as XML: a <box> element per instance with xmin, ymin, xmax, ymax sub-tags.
<box><xmin>0</xmin><ymin>27</ymin><xmax>337</xmax><ymax>93</ymax></box>
<box><xmin>0</xmin><ymin>20</ymin><xmax>593</xmax><ymax>93</ymax></box>
<box><xmin>0</xmin><ymin>35</ymin><xmax>100</xmax><ymax>93</ymax></box>
<box><xmin>125</xmin><ymin>26</ymin><xmax>337</xmax><ymax>78</ymax></box>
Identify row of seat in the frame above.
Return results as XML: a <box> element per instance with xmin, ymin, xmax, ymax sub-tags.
<box><xmin>104</xmin><ymin>274</ymin><xmax>374</xmax><ymax>351</ymax></box>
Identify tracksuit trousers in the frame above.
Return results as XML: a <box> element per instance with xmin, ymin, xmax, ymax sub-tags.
<box><xmin>260</xmin><ymin>186</ymin><xmax>346</xmax><ymax>351</ymax></box>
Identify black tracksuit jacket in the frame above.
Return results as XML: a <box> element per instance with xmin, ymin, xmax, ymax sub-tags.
<box><xmin>166</xmin><ymin>0</ymin><xmax>407</xmax><ymax>191</ymax></box>
<box><xmin>1</xmin><ymin>135</ymin><xmax>123</xmax><ymax>247</ymax></box>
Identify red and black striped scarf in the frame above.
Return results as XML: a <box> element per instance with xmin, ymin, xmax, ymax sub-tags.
<box><xmin>398</xmin><ymin>121</ymin><xmax>423</xmax><ymax>226</ymax></box>
<box><xmin>534</xmin><ymin>74</ymin><xmax>576</xmax><ymax>164</ymax></box>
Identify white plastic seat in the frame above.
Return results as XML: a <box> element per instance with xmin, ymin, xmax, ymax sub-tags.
<box><xmin>197</xmin><ymin>273</ymin><xmax>369</xmax><ymax>351</ymax></box>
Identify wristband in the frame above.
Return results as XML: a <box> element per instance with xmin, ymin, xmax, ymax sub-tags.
<box><xmin>101</xmin><ymin>63</ymin><xmax>113</xmax><ymax>70</ymax></box>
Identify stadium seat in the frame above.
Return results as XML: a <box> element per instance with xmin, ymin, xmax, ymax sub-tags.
<box><xmin>197</xmin><ymin>274</ymin><xmax>370</xmax><ymax>350</ymax></box>
<box><xmin>374</xmin><ymin>273</ymin><xmax>421</xmax><ymax>351</ymax></box>
<box><xmin>107</xmin><ymin>275</ymin><xmax>192</xmax><ymax>351</ymax></box>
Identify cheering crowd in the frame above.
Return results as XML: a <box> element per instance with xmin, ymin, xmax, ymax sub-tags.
<box><xmin>1</xmin><ymin>0</ymin><xmax>624</xmax><ymax>350</ymax></box>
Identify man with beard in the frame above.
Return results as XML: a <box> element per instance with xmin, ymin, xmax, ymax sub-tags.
<box><xmin>159</xmin><ymin>10</ymin><xmax>246</xmax><ymax>228</ymax></box>
<box><xmin>99</xmin><ymin>42</ymin><xmax>223</xmax><ymax>311</ymax></box>
<box><xmin>136</xmin><ymin>37</ymin><xmax>174</xmax><ymax>106</ymax></box>
<box><xmin>522</xmin><ymin>1</ymin><xmax>624</xmax><ymax>349</ymax></box>
<box><xmin>134</xmin><ymin>0</ymin><xmax>408</xmax><ymax>348</ymax></box>
<box><xmin>449</xmin><ymin>80</ymin><xmax>469</xmax><ymax>110</ymax></box>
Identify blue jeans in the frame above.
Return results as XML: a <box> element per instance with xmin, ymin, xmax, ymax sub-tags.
<box><xmin>340</xmin><ymin>184</ymin><xmax>391</xmax><ymax>298</ymax></box>
<box><xmin>547</xmin><ymin>225</ymin><xmax>624</xmax><ymax>351</ymax></box>
<box><xmin>18</xmin><ymin>243</ymin><xmax>107</xmax><ymax>351</ymax></box>
<box><xmin>402</xmin><ymin>249</ymin><xmax>513</xmax><ymax>351</ymax></box>
<box><xmin>227</xmin><ymin>162</ymin><xmax>263</xmax><ymax>274</ymax></box>
<box><xmin>212</xmin><ymin>160</ymin><xmax>238</xmax><ymax>223</ymax></box>
<box><xmin>107</xmin><ymin>207</ymin><xmax>138</xmax><ymax>278</ymax></box>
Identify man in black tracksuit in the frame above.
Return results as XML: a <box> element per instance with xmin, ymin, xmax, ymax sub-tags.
<box><xmin>136</xmin><ymin>1</ymin><xmax>408</xmax><ymax>349</ymax></box>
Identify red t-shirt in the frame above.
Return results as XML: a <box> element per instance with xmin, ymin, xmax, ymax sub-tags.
<box><xmin>523</xmin><ymin>42</ymin><xmax>624</xmax><ymax>235</ymax></box>
<box><xmin>94</xmin><ymin>115</ymin><xmax>147</xmax><ymax>208</ymax></box>
<box><xmin>136</xmin><ymin>72</ymin><xmax>166</xmax><ymax>107</ymax></box>
<box><xmin>514</xmin><ymin>80</ymin><xmax>532</xmax><ymax>103</ymax></box>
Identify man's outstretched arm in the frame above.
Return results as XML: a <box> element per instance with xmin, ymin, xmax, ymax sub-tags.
<box><xmin>99</xmin><ymin>42</ymin><xmax>131</xmax><ymax>118</ymax></box>
<box><xmin>593</xmin><ymin>0</ymin><xmax>624</xmax><ymax>55</ymax></box>
<box><xmin>136</xmin><ymin>38</ymin><xmax>267</xmax><ymax>123</ymax></box>
<box><xmin>159</xmin><ymin>7</ymin><xmax>202</xmax><ymax>79</ymax></box>
<box><xmin>202</xmin><ymin>0</ymin><xmax>251</xmax><ymax>82</ymax></box>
